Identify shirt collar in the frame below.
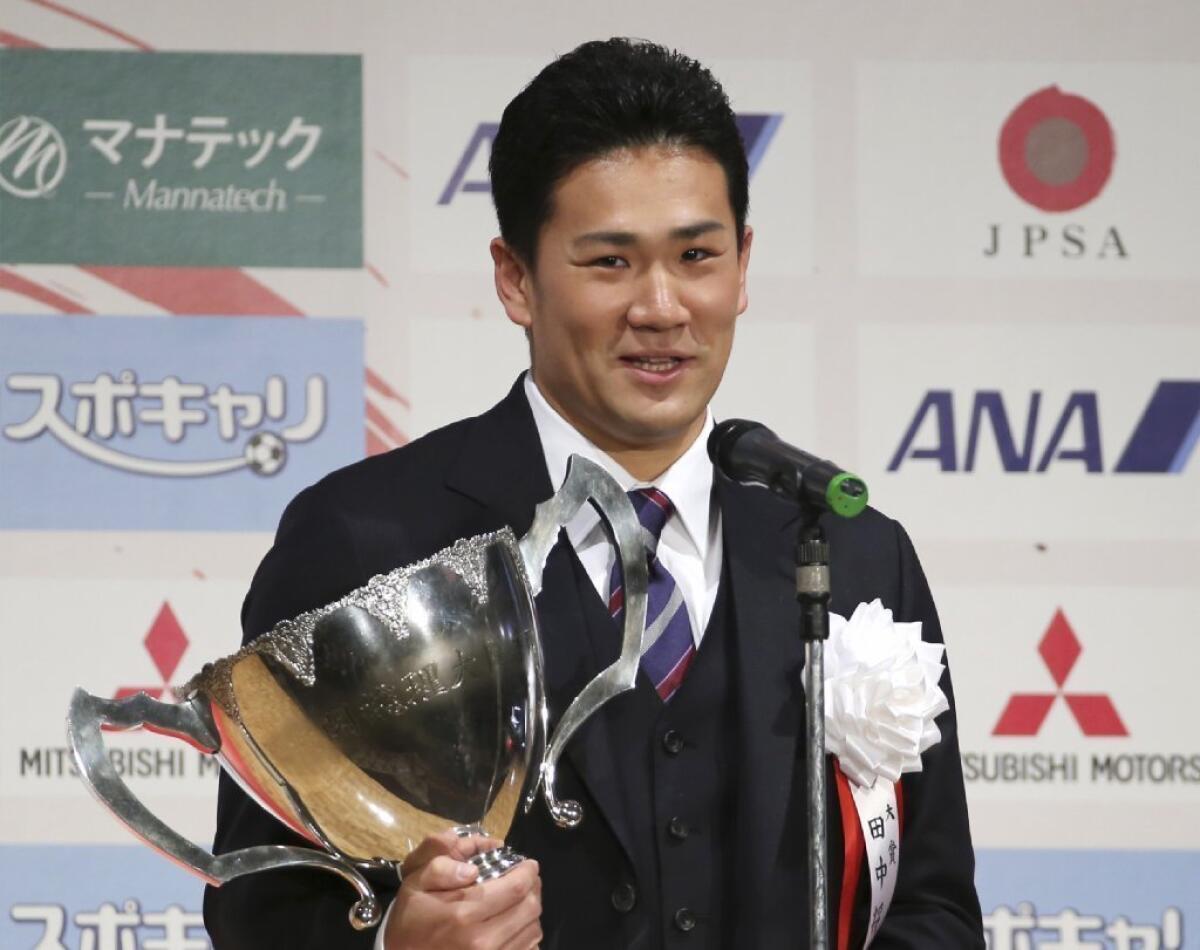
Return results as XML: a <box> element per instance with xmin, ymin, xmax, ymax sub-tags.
<box><xmin>523</xmin><ymin>373</ymin><xmax>714</xmax><ymax>559</ymax></box>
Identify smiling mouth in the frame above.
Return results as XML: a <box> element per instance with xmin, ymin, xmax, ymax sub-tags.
<box><xmin>622</xmin><ymin>355</ymin><xmax>688</xmax><ymax>374</ymax></box>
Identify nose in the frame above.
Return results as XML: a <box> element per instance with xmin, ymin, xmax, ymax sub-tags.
<box><xmin>626</xmin><ymin>264</ymin><xmax>688</xmax><ymax>330</ymax></box>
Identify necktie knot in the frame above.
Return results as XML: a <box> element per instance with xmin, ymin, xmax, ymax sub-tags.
<box><xmin>629</xmin><ymin>487</ymin><xmax>674</xmax><ymax>555</ymax></box>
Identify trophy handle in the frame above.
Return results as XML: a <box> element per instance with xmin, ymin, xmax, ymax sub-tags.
<box><xmin>66</xmin><ymin>688</ymin><xmax>383</xmax><ymax>930</ymax></box>
<box><xmin>518</xmin><ymin>455</ymin><xmax>649</xmax><ymax>828</ymax></box>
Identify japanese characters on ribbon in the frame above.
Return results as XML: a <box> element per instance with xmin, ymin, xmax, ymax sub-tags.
<box><xmin>853</xmin><ymin>780</ymin><xmax>900</xmax><ymax>947</ymax></box>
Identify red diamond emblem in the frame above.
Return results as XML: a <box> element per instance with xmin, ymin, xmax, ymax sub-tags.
<box><xmin>992</xmin><ymin>694</ymin><xmax>1056</xmax><ymax>736</ymax></box>
<box><xmin>993</xmin><ymin>608</ymin><xmax>1127</xmax><ymax>737</ymax></box>
<box><xmin>1064</xmin><ymin>694</ymin><xmax>1128</xmax><ymax>737</ymax></box>
<box><xmin>1038</xmin><ymin>609</ymin><xmax>1081</xmax><ymax>687</ymax></box>
<box><xmin>112</xmin><ymin>601</ymin><xmax>191</xmax><ymax>702</ymax></box>
<box><xmin>144</xmin><ymin>601</ymin><xmax>188</xmax><ymax>682</ymax></box>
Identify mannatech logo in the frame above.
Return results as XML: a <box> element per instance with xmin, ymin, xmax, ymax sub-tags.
<box><xmin>0</xmin><ymin>50</ymin><xmax>362</xmax><ymax>268</ymax></box>
<box><xmin>0</xmin><ymin>115</ymin><xmax>67</xmax><ymax>198</ymax></box>
<box><xmin>993</xmin><ymin>609</ymin><xmax>1127</xmax><ymax>737</ymax></box>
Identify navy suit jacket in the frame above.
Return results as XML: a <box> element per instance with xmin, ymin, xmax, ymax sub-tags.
<box><xmin>204</xmin><ymin>378</ymin><xmax>984</xmax><ymax>948</ymax></box>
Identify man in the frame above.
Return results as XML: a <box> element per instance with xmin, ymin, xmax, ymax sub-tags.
<box><xmin>205</xmin><ymin>38</ymin><xmax>984</xmax><ymax>949</ymax></box>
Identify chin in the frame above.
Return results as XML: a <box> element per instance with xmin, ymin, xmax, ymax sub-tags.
<box><xmin>610</xmin><ymin>404</ymin><xmax>704</xmax><ymax>444</ymax></box>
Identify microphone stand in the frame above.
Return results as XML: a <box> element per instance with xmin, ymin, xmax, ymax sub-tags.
<box><xmin>705</xmin><ymin>417</ymin><xmax>869</xmax><ymax>948</ymax></box>
<box><xmin>796</xmin><ymin>510</ymin><xmax>830</xmax><ymax>950</ymax></box>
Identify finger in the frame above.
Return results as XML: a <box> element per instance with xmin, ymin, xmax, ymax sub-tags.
<box><xmin>484</xmin><ymin>880</ymin><xmax>542</xmax><ymax>948</ymax></box>
<box><xmin>449</xmin><ymin>831</ymin><xmax>506</xmax><ymax>861</ymax></box>
<box><xmin>400</xmin><ymin>829</ymin><xmax>465</xmax><ymax>877</ymax></box>
<box><xmin>404</xmin><ymin>853</ymin><xmax>479</xmax><ymax>893</ymax></box>
<box><xmin>466</xmin><ymin>860</ymin><xmax>540</xmax><ymax>921</ymax></box>
<box><xmin>501</xmin><ymin>916</ymin><xmax>544</xmax><ymax>950</ymax></box>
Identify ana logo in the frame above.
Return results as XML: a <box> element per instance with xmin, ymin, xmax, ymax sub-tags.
<box><xmin>0</xmin><ymin>115</ymin><xmax>67</xmax><ymax>198</ymax></box>
<box><xmin>999</xmin><ymin>86</ymin><xmax>1115</xmax><ymax>212</ymax></box>
<box><xmin>113</xmin><ymin>601</ymin><xmax>189</xmax><ymax>701</ymax></box>
<box><xmin>984</xmin><ymin>86</ymin><xmax>1125</xmax><ymax>259</ymax></box>
<box><xmin>993</xmin><ymin>609</ymin><xmax>1127</xmax><ymax>737</ymax></box>
<box><xmin>733</xmin><ymin>113</ymin><xmax>784</xmax><ymax>177</ymax></box>
<box><xmin>438</xmin><ymin>112</ymin><xmax>783</xmax><ymax>205</ymax></box>
<box><xmin>888</xmin><ymin>380</ymin><xmax>1200</xmax><ymax>473</ymax></box>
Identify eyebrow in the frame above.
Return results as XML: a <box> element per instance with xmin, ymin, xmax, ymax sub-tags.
<box><xmin>572</xmin><ymin>219</ymin><xmax>727</xmax><ymax>247</ymax></box>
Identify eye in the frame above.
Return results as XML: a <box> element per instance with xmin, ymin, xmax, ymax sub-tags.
<box><xmin>590</xmin><ymin>255</ymin><xmax>628</xmax><ymax>268</ymax></box>
<box><xmin>681</xmin><ymin>248</ymin><xmax>713</xmax><ymax>262</ymax></box>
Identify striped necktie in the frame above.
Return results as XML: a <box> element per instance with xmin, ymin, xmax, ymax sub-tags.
<box><xmin>608</xmin><ymin>487</ymin><xmax>696</xmax><ymax>702</ymax></box>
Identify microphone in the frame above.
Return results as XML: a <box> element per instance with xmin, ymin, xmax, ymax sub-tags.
<box><xmin>707</xmin><ymin>419</ymin><xmax>869</xmax><ymax>518</ymax></box>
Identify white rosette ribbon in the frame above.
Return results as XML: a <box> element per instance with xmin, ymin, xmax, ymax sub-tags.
<box><xmin>818</xmin><ymin>598</ymin><xmax>951</xmax><ymax>945</ymax></box>
<box><xmin>824</xmin><ymin>598</ymin><xmax>949</xmax><ymax>789</ymax></box>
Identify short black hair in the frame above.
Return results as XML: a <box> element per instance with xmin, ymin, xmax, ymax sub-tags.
<box><xmin>489</xmin><ymin>37</ymin><xmax>749</xmax><ymax>267</ymax></box>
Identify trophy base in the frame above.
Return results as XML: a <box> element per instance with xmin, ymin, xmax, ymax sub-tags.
<box><xmin>470</xmin><ymin>846</ymin><xmax>525</xmax><ymax>882</ymax></box>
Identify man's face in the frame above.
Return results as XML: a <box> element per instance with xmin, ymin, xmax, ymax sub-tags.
<box><xmin>496</xmin><ymin>145</ymin><xmax>751</xmax><ymax>457</ymax></box>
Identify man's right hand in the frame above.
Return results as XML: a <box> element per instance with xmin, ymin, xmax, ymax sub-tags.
<box><xmin>382</xmin><ymin>830</ymin><xmax>542</xmax><ymax>949</ymax></box>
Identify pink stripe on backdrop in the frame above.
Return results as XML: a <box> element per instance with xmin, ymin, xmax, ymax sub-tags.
<box><xmin>373</xmin><ymin>149</ymin><xmax>410</xmax><ymax>180</ymax></box>
<box><xmin>366</xmin><ymin>367</ymin><xmax>411</xmax><ymax>407</ymax></box>
<box><xmin>0</xmin><ymin>268</ymin><xmax>91</xmax><ymax>313</ymax></box>
<box><xmin>25</xmin><ymin>0</ymin><xmax>153</xmax><ymax>50</ymax></box>
<box><xmin>0</xmin><ymin>29</ymin><xmax>42</xmax><ymax>46</ymax></box>
<box><xmin>366</xmin><ymin>426</ymin><xmax>397</xmax><ymax>457</ymax></box>
<box><xmin>83</xmin><ymin>266</ymin><xmax>303</xmax><ymax>316</ymax></box>
<box><xmin>366</xmin><ymin>400</ymin><xmax>408</xmax><ymax>447</ymax></box>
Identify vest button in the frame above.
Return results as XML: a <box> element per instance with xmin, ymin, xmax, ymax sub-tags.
<box><xmin>667</xmin><ymin>816</ymin><xmax>690</xmax><ymax>840</ymax></box>
<box><xmin>674</xmin><ymin>907</ymin><xmax>697</xmax><ymax>932</ymax></box>
<box><xmin>610</xmin><ymin>882</ymin><xmax>637</xmax><ymax>913</ymax></box>
<box><xmin>662</xmin><ymin>729</ymin><xmax>684</xmax><ymax>755</ymax></box>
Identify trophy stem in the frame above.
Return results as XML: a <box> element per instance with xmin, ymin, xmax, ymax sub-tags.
<box><xmin>469</xmin><ymin>846</ymin><xmax>526</xmax><ymax>882</ymax></box>
<box><xmin>452</xmin><ymin>826</ymin><xmax>526</xmax><ymax>882</ymax></box>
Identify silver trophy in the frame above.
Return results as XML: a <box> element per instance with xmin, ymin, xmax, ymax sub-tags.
<box><xmin>66</xmin><ymin>456</ymin><xmax>648</xmax><ymax>930</ymax></box>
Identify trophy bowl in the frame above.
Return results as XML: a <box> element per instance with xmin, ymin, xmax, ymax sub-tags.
<box><xmin>67</xmin><ymin>456</ymin><xmax>649</xmax><ymax>930</ymax></box>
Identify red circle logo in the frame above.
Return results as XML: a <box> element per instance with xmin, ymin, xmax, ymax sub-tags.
<box><xmin>998</xmin><ymin>86</ymin><xmax>1115</xmax><ymax>212</ymax></box>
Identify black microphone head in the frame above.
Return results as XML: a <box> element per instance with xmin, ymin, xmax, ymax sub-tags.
<box><xmin>708</xmin><ymin>418</ymin><xmax>769</xmax><ymax>471</ymax></box>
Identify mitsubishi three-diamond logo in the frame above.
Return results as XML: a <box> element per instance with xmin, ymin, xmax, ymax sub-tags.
<box><xmin>993</xmin><ymin>609</ymin><xmax>1127</xmax><ymax>737</ymax></box>
<box><xmin>113</xmin><ymin>601</ymin><xmax>190</xmax><ymax>701</ymax></box>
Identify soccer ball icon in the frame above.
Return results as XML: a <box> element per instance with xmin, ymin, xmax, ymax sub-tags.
<box><xmin>244</xmin><ymin>431</ymin><xmax>287</xmax><ymax>476</ymax></box>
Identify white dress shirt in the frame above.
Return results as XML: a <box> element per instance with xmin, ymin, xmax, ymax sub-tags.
<box><xmin>523</xmin><ymin>373</ymin><xmax>723</xmax><ymax>642</ymax></box>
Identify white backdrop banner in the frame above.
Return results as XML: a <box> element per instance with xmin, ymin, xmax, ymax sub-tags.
<box><xmin>0</xmin><ymin>2</ymin><xmax>1195</xmax><ymax>948</ymax></box>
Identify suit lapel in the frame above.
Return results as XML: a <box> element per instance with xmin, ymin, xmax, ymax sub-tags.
<box><xmin>444</xmin><ymin>376</ymin><xmax>552</xmax><ymax>536</ymax></box>
<box><xmin>536</xmin><ymin>538</ymin><xmax>640</xmax><ymax>866</ymax></box>
<box><xmin>719</xmin><ymin>474</ymin><xmax>807</xmax><ymax>909</ymax></box>
<box><xmin>445</xmin><ymin>377</ymin><xmax>637</xmax><ymax>866</ymax></box>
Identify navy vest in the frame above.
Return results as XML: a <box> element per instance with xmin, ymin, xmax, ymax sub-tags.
<box><xmin>602</xmin><ymin>562</ymin><xmax>738</xmax><ymax>948</ymax></box>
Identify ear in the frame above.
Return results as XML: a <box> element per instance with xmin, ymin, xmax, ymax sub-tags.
<box><xmin>736</xmin><ymin>225</ymin><xmax>754</xmax><ymax>316</ymax></box>
<box><xmin>490</xmin><ymin>238</ymin><xmax>535</xmax><ymax>329</ymax></box>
